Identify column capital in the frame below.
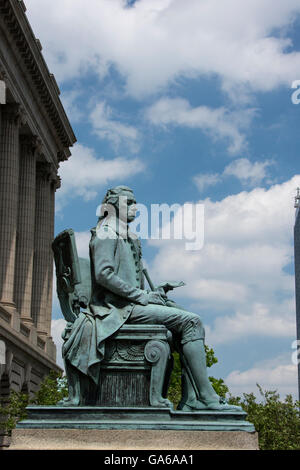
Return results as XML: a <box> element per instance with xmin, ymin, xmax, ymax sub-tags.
<box><xmin>2</xmin><ymin>103</ymin><xmax>25</xmax><ymax>126</ymax></box>
<box><xmin>36</xmin><ymin>161</ymin><xmax>61</xmax><ymax>190</ymax></box>
<box><xmin>20</xmin><ymin>135</ymin><xmax>42</xmax><ymax>156</ymax></box>
<box><xmin>52</xmin><ymin>173</ymin><xmax>61</xmax><ymax>191</ymax></box>
<box><xmin>36</xmin><ymin>161</ymin><xmax>53</xmax><ymax>181</ymax></box>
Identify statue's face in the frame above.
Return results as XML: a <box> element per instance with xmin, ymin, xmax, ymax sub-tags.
<box><xmin>118</xmin><ymin>192</ymin><xmax>137</xmax><ymax>223</ymax></box>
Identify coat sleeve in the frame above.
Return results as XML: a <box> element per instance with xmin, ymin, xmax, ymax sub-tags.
<box><xmin>91</xmin><ymin>229</ymin><xmax>149</xmax><ymax>305</ymax></box>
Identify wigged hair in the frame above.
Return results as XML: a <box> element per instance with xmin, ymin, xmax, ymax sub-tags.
<box><xmin>98</xmin><ymin>185</ymin><xmax>134</xmax><ymax>222</ymax></box>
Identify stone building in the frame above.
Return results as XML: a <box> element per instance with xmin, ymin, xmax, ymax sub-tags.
<box><xmin>0</xmin><ymin>0</ymin><xmax>76</xmax><ymax>408</ymax></box>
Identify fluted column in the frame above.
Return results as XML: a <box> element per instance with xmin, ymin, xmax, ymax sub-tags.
<box><xmin>14</xmin><ymin>135</ymin><xmax>39</xmax><ymax>323</ymax></box>
<box><xmin>0</xmin><ymin>104</ymin><xmax>21</xmax><ymax>307</ymax></box>
<box><xmin>46</xmin><ymin>170</ymin><xmax>60</xmax><ymax>335</ymax></box>
<box><xmin>31</xmin><ymin>162</ymin><xmax>53</xmax><ymax>336</ymax></box>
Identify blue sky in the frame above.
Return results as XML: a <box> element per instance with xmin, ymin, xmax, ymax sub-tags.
<box><xmin>26</xmin><ymin>0</ymin><xmax>300</xmax><ymax>398</ymax></box>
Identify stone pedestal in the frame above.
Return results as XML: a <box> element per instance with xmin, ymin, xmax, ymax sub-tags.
<box><xmin>8</xmin><ymin>405</ymin><xmax>258</xmax><ymax>450</ymax></box>
<box><xmin>9</xmin><ymin>428</ymin><xmax>258</xmax><ymax>450</ymax></box>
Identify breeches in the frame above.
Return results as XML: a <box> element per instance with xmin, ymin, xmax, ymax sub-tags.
<box><xmin>127</xmin><ymin>303</ymin><xmax>205</xmax><ymax>344</ymax></box>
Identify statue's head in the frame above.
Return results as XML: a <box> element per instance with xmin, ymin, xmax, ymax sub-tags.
<box><xmin>100</xmin><ymin>185</ymin><xmax>137</xmax><ymax>223</ymax></box>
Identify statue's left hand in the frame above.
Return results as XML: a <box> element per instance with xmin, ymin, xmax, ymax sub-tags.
<box><xmin>154</xmin><ymin>287</ymin><xmax>169</xmax><ymax>304</ymax></box>
<box><xmin>156</xmin><ymin>281</ymin><xmax>186</xmax><ymax>294</ymax></box>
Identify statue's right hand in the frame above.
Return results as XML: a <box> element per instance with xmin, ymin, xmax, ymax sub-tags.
<box><xmin>148</xmin><ymin>291</ymin><xmax>166</xmax><ymax>305</ymax></box>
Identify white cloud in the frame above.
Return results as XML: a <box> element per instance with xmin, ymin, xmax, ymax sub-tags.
<box><xmin>148</xmin><ymin>176</ymin><xmax>299</xmax><ymax>343</ymax></box>
<box><xmin>223</xmin><ymin>158</ymin><xmax>275</xmax><ymax>186</ymax></box>
<box><xmin>56</xmin><ymin>143</ymin><xmax>145</xmax><ymax>210</ymax></box>
<box><xmin>145</xmin><ymin>98</ymin><xmax>256</xmax><ymax>154</ymax></box>
<box><xmin>194</xmin><ymin>173</ymin><xmax>222</xmax><ymax>193</ymax></box>
<box><xmin>25</xmin><ymin>0</ymin><xmax>300</xmax><ymax>98</ymax></box>
<box><xmin>90</xmin><ymin>101</ymin><xmax>140</xmax><ymax>152</ymax></box>
<box><xmin>225</xmin><ymin>356</ymin><xmax>298</xmax><ymax>399</ymax></box>
<box><xmin>60</xmin><ymin>89</ymin><xmax>84</xmax><ymax>124</ymax></box>
<box><xmin>206</xmin><ymin>299</ymin><xmax>296</xmax><ymax>346</ymax></box>
<box><xmin>194</xmin><ymin>158</ymin><xmax>275</xmax><ymax>193</ymax></box>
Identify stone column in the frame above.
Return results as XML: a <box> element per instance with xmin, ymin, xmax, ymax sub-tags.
<box><xmin>31</xmin><ymin>162</ymin><xmax>53</xmax><ymax>337</ymax></box>
<box><xmin>0</xmin><ymin>103</ymin><xmax>21</xmax><ymax>308</ymax></box>
<box><xmin>46</xmin><ymin>170</ymin><xmax>60</xmax><ymax>336</ymax></box>
<box><xmin>14</xmin><ymin>135</ymin><xmax>39</xmax><ymax>324</ymax></box>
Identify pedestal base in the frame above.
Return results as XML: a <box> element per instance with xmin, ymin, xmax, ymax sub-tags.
<box><xmin>9</xmin><ymin>428</ymin><xmax>258</xmax><ymax>450</ymax></box>
<box><xmin>8</xmin><ymin>405</ymin><xmax>258</xmax><ymax>450</ymax></box>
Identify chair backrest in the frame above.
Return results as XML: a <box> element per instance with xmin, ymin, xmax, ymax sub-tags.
<box><xmin>76</xmin><ymin>257</ymin><xmax>92</xmax><ymax>307</ymax></box>
<box><xmin>52</xmin><ymin>229</ymin><xmax>91</xmax><ymax>323</ymax></box>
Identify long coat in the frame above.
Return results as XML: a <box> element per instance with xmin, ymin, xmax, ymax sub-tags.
<box><xmin>62</xmin><ymin>218</ymin><xmax>149</xmax><ymax>383</ymax></box>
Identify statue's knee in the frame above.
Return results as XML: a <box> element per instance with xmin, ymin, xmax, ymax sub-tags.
<box><xmin>182</xmin><ymin>314</ymin><xmax>205</xmax><ymax>343</ymax></box>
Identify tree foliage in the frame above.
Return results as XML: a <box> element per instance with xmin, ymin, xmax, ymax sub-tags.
<box><xmin>0</xmin><ymin>371</ymin><xmax>68</xmax><ymax>432</ymax></box>
<box><xmin>228</xmin><ymin>385</ymin><xmax>300</xmax><ymax>450</ymax></box>
<box><xmin>32</xmin><ymin>370</ymin><xmax>68</xmax><ymax>406</ymax></box>
<box><xmin>0</xmin><ymin>391</ymin><xmax>29</xmax><ymax>432</ymax></box>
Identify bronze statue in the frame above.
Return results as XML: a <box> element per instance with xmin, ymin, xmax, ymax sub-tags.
<box><xmin>53</xmin><ymin>185</ymin><xmax>241</xmax><ymax>412</ymax></box>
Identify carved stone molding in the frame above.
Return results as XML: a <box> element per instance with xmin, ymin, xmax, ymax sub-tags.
<box><xmin>0</xmin><ymin>0</ymin><xmax>76</xmax><ymax>149</ymax></box>
<box><xmin>104</xmin><ymin>340</ymin><xmax>146</xmax><ymax>363</ymax></box>
<box><xmin>57</xmin><ymin>150</ymin><xmax>70</xmax><ymax>162</ymax></box>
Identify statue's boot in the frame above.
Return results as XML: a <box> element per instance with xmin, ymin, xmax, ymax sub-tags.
<box><xmin>178</xmin><ymin>340</ymin><xmax>242</xmax><ymax>412</ymax></box>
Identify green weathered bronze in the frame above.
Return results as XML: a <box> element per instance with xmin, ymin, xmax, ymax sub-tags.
<box><xmin>52</xmin><ymin>186</ymin><xmax>242</xmax><ymax>413</ymax></box>
<box><xmin>17</xmin><ymin>405</ymin><xmax>255</xmax><ymax>432</ymax></box>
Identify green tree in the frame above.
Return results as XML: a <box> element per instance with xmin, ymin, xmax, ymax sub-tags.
<box><xmin>0</xmin><ymin>391</ymin><xmax>29</xmax><ymax>432</ymax></box>
<box><xmin>0</xmin><ymin>370</ymin><xmax>68</xmax><ymax>433</ymax></box>
<box><xmin>228</xmin><ymin>385</ymin><xmax>300</xmax><ymax>450</ymax></box>
<box><xmin>32</xmin><ymin>370</ymin><xmax>68</xmax><ymax>406</ymax></box>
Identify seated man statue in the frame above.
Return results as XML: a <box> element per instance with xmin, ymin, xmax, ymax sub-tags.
<box><xmin>60</xmin><ymin>185</ymin><xmax>240</xmax><ymax>412</ymax></box>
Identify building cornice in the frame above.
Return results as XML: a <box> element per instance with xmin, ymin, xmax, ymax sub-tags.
<box><xmin>0</xmin><ymin>0</ymin><xmax>76</xmax><ymax>160</ymax></box>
